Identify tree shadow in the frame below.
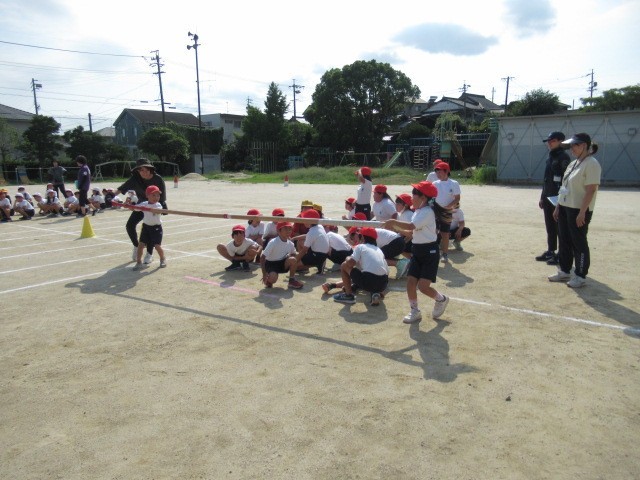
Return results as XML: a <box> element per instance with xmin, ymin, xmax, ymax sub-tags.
<box><xmin>573</xmin><ymin>277</ymin><xmax>640</xmax><ymax>338</ymax></box>
<box><xmin>388</xmin><ymin>320</ymin><xmax>477</xmax><ymax>382</ymax></box>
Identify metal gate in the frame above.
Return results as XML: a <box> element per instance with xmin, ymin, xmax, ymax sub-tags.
<box><xmin>497</xmin><ymin>111</ymin><xmax>640</xmax><ymax>184</ymax></box>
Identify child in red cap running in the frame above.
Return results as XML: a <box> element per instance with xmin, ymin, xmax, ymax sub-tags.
<box><xmin>133</xmin><ymin>185</ymin><xmax>167</xmax><ymax>270</ymax></box>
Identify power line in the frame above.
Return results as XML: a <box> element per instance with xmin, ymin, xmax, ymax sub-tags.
<box><xmin>0</xmin><ymin>39</ymin><xmax>144</xmax><ymax>58</ymax></box>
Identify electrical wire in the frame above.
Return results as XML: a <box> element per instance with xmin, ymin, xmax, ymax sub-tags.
<box><xmin>0</xmin><ymin>40</ymin><xmax>145</xmax><ymax>58</ymax></box>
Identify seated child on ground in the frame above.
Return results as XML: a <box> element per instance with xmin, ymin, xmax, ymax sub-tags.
<box><xmin>216</xmin><ymin>225</ymin><xmax>262</xmax><ymax>272</ymax></box>
<box><xmin>260</xmin><ymin>222</ymin><xmax>303</xmax><ymax>289</ymax></box>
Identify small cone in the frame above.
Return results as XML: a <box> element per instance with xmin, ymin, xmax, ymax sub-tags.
<box><xmin>284</xmin><ymin>175</ymin><xmax>289</xmax><ymax>187</ymax></box>
<box><xmin>174</xmin><ymin>175</ymin><xmax>179</xmax><ymax>188</ymax></box>
<box><xmin>80</xmin><ymin>216</ymin><xmax>96</xmax><ymax>238</ymax></box>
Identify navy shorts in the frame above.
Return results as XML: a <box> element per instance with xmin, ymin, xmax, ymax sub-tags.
<box><xmin>301</xmin><ymin>250</ymin><xmax>328</xmax><ymax>268</ymax></box>
<box><xmin>355</xmin><ymin>203</ymin><xmax>371</xmax><ymax>220</ymax></box>
<box><xmin>265</xmin><ymin>258</ymin><xmax>289</xmax><ymax>274</ymax></box>
<box><xmin>408</xmin><ymin>242</ymin><xmax>439</xmax><ymax>282</ymax></box>
<box><xmin>328</xmin><ymin>248</ymin><xmax>353</xmax><ymax>265</ymax></box>
<box><xmin>380</xmin><ymin>236</ymin><xmax>405</xmax><ymax>260</ymax></box>
<box><xmin>140</xmin><ymin>224</ymin><xmax>163</xmax><ymax>248</ymax></box>
<box><xmin>351</xmin><ymin>268</ymin><xmax>388</xmax><ymax>294</ymax></box>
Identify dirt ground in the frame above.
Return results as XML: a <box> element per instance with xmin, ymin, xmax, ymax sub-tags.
<box><xmin>1</xmin><ymin>179</ymin><xmax>639</xmax><ymax>480</ymax></box>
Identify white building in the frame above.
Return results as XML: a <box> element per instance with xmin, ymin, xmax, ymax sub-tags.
<box><xmin>201</xmin><ymin>113</ymin><xmax>245</xmax><ymax>144</ymax></box>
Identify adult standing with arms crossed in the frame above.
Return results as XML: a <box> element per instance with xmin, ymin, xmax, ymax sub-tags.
<box><xmin>536</xmin><ymin>132</ymin><xmax>571</xmax><ymax>265</ymax></box>
<box><xmin>75</xmin><ymin>155</ymin><xmax>90</xmax><ymax>217</ymax></box>
<box><xmin>115</xmin><ymin>159</ymin><xmax>168</xmax><ymax>264</ymax></box>
<box><xmin>548</xmin><ymin>133</ymin><xmax>601</xmax><ymax>288</ymax></box>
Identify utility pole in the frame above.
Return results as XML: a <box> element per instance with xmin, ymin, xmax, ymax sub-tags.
<box><xmin>246</xmin><ymin>97</ymin><xmax>252</xmax><ymax>108</ymax></box>
<box><xmin>491</xmin><ymin>87</ymin><xmax>496</xmax><ymax>103</ymax></box>
<box><xmin>459</xmin><ymin>81</ymin><xmax>471</xmax><ymax>121</ymax></box>
<box><xmin>502</xmin><ymin>76</ymin><xmax>514</xmax><ymax>112</ymax></box>
<box><xmin>588</xmin><ymin>69</ymin><xmax>598</xmax><ymax>98</ymax></box>
<box><xmin>150</xmin><ymin>50</ymin><xmax>167</xmax><ymax>124</ymax></box>
<box><xmin>88</xmin><ymin>113</ymin><xmax>93</xmax><ymax>132</ymax></box>
<box><xmin>289</xmin><ymin>79</ymin><xmax>305</xmax><ymax>119</ymax></box>
<box><xmin>187</xmin><ymin>32</ymin><xmax>204</xmax><ymax>175</ymax></box>
<box><xmin>31</xmin><ymin>78</ymin><xmax>42</xmax><ymax>114</ymax></box>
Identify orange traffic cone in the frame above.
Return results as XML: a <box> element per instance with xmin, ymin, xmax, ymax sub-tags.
<box><xmin>174</xmin><ymin>175</ymin><xmax>179</xmax><ymax>188</ymax></box>
<box><xmin>284</xmin><ymin>175</ymin><xmax>289</xmax><ymax>187</ymax></box>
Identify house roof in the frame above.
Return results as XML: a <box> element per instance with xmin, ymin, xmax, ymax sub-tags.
<box><xmin>459</xmin><ymin>93</ymin><xmax>502</xmax><ymax>111</ymax></box>
<box><xmin>114</xmin><ymin>108</ymin><xmax>200</xmax><ymax>126</ymax></box>
<box><xmin>95</xmin><ymin>127</ymin><xmax>115</xmax><ymax>137</ymax></box>
<box><xmin>418</xmin><ymin>93</ymin><xmax>503</xmax><ymax>117</ymax></box>
<box><xmin>0</xmin><ymin>103</ymin><xmax>35</xmax><ymax>122</ymax></box>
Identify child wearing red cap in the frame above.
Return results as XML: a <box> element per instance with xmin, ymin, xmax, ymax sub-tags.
<box><xmin>217</xmin><ymin>224</ymin><xmax>262</xmax><ymax>272</ymax></box>
<box><xmin>133</xmin><ymin>185</ymin><xmax>167</xmax><ymax>270</ymax></box>
<box><xmin>246</xmin><ymin>208</ymin><xmax>265</xmax><ymax>262</ymax></box>
<box><xmin>261</xmin><ymin>222</ymin><xmax>303</xmax><ymax>289</ymax></box>
<box><xmin>295</xmin><ymin>208</ymin><xmax>330</xmax><ymax>274</ymax></box>
<box><xmin>432</xmin><ymin>161</ymin><xmax>461</xmax><ymax>262</ymax></box>
<box><xmin>326</xmin><ymin>227</ymin><xmax>389</xmax><ymax>306</ymax></box>
<box><xmin>262</xmin><ymin>208</ymin><xmax>285</xmax><ymax>250</ymax></box>
<box><xmin>384</xmin><ymin>181</ymin><xmax>449</xmax><ymax>323</ymax></box>
<box><xmin>354</xmin><ymin>167</ymin><xmax>373</xmax><ymax>219</ymax></box>
<box><xmin>394</xmin><ymin>193</ymin><xmax>415</xmax><ymax>278</ymax></box>
<box><xmin>342</xmin><ymin>197</ymin><xmax>356</xmax><ymax>221</ymax></box>
<box><xmin>371</xmin><ymin>184</ymin><xmax>397</xmax><ymax>221</ymax></box>
<box><xmin>425</xmin><ymin>159</ymin><xmax>444</xmax><ymax>182</ymax></box>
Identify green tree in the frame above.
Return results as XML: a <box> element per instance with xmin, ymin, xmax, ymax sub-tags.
<box><xmin>398</xmin><ymin>122</ymin><xmax>432</xmax><ymax>142</ymax></box>
<box><xmin>307</xmin><ymin>60</ymin><xmax>420</xmax><ymax>152</ymax></box>
<box><xmin>137</xmin><ymin>127</ymin><xmax>190</xmax><ymax>164</ymax></box>
<box><xmin>434</xmin><ymin>112</ymin><xmax>467</xmax><ymax>137</ymax></box>
<box><xmin>580</xmin><ymin>84</ymin><xmax>640</xmax><ymax>111</ymax></box>
<box><xmin>63</xmin><ymin>126</ymin><xmax>108</xmax><ymax>162</ymax></box>
<box><xmin>21</xmin><ymin>115</ymin><xmax>63</xmax><ymax>165</ymax></box>
<box><xmin>242</xmin><ymin>83</ymin><xmax>290</xmax><ymax>143</ymax></box>
<box><xmin>506</xmin><ymin>88</ymin><xmax>562</xmax><ymax>116</ymax></box>
<box><xmin>0</xmin><ymin>118</ymin><xmax>21</xmax><ymax>182</ymax></box>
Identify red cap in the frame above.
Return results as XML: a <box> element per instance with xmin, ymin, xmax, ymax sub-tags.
<box><xmin>411</xmin><ymin>181</ymin><xmax>438</xmax><ymax>198</ymax></box>
<box><xmin>276</xmin><ymin>221</ymin><xmax>292</xmax><ymax>230</ymax></box>
<box><xmin>396</xmin><ymin>193</ymin><xmax>413</xmax><ymax>207</ymax></box>
<box><xmin>348</xmin><ymin>226</ymin><xmax>359</xmax><ymax>235</ymax></box>
<box><xmin>231</xmin><ymin>224</ymin><xmax>246</xmax><ymax>233</ymax></box>
<box><xmin>301</xmin><ymin>209</ymin><xmax>320</xmax><ymax>219</ymax></box>
<box><xmin>360</xmin><ymin>227</ymin><xmax>377</xmax><ymax>240</ymax></box>
<box><xmin>272</xmin><ymin>208</ymin><xmax>285</xmax><ymax>216</ymax></box>
<box><xmin>345</xmin><ymin>197</ymin><xmax>356</xmax><ymax>204</ymax></box>
<box><xmin>247</xmin><ymin>208</ymin><xmax>261</xmax><ymax>216</ymax></box>
<box><xmin>433</xmin><ymin>159</ymin><xmax>444</xmax><ymax>166</ymax></box>
<box><xmin>356</xmin><ymin>166</ymin><xmax>372</xmax><ymax>176</ymax></box>
<box><xmin>145</xmin><ymin>185</ymin><xmax>161</xmax><ymax>196</ymax></box>
<box><xmin>353</xmin><ymin>212</ymin><xmax>367</xmax><ymax>221</ymax></box>
<box><xmin>373</xmin><ymin>184</ymin><xmax>387</xmax><ymax>194</ymax></box>
<box><xmin>435</xmin><ymin>162</ymin><xmax>450</xmax><ymax>172</ymax></box>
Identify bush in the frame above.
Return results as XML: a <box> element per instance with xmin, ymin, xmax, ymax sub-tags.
<box><xmin>472</xmin><ymin>165</ymin><xmax>497</xmax><ymax>184</ymax></box>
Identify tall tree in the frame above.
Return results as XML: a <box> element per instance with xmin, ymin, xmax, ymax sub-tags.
<box><xmin>0</xmin><ymin>118</ymin><xmax>20</xmax><ymax>182</ymax></box>
<box><xmin>21</xmin><ymin>115</ymin><xmax>63</xmax><ymax>165</ymax></box>
<box><xmin>242</xmin><ymin>83</ymin><xmax>290</xmax><ymax>143</ymax></box>
<box><xmin>507</xmin><ymin>89</ymin><xmax>563</xmax><ymax>116</ymax></box>
<box><xmin>307</xmin><ymin>60</ymin><xmax>420</xmax><ymax>152</ymax></box>
<box><xmin>580</xmin><ymin>84</ymin><xmax>640</xmax><ymax>111</ymax></box>
<box><xmin>63</xmin><ymin>126</ymin><xmax>108</xmax><ymax>162</ymax></box>
<box><xmin>138</xmin><ymin>127</ymin><xmax>190</xmax><ymax>164</ymax></box>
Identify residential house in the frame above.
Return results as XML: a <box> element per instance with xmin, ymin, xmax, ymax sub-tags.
<box><xmin>0</xmin><ymin>103</ymin><xmax>35</xmax><ymax>161</ymax></box>
<box><xmin>417</xmin><ymin>93</ymin><xmax>503</xmax><ymax>124</ymax></box>
<box><xmin>113</xmin><ymin>108</ymin><xmax>199</xmax><ymax>157</ymax></box>
<box><xmin>201</xmin><ymin>113</ymin><xmax>245</xmax><ymax>144</ymax></box>
<box><xmin>95</xmin><ymin>126</ymin><xmax>115</xmax><ymax>143</ymax></box>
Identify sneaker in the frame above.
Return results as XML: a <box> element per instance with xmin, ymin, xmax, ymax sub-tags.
<box><xmin>452</xmin><ymin>240</ymin><xmax>464</xmax><ymax>251</ymax></box>
<box><xmin>225</xmin><ymin>262</ymin><xmax>242</xmax><ymax>271</ymax></box>
<box><xmin>143</xmin><ymin>253</ymin><xmax>153</xmax><ymax>265</ymax></box>
<box><xmin>546</xmin><ymin>254</ymin><xmax>559</xmax><ymax>265</ymax></box>
<box><xmin>322</xmin><ymin>282</ymin><xmax>337</xmax><ymax>294</ymax></box>
<box><xmin>536</xmin><ymin>251</ymin><xmax>554</xmax><ymax>261</ymax></box>
<box><xmin>132</xmin><ymin>262</ymin><xmax>144</xmax><ymax>271</ymax></box>
<box><xmin>333</xmin><ymin>292</ymin><xmax>356</xmax><ymax>304</ymax></box>
<box><xmin>91</xmin><ymin>209</ymin><xmax>96</xmax><ymax>216</ymax></box>
<box><xmin>241</xmin><ymin>261</ymin><xmax>251</xmax><ymax>271</ymax></box>
<box><xmin>159</xmin><ymin>259</ymin><xmax>167</xmax><ymax>268</ymax></box>
<box><xmin>441</xmin><ymin>253</ymin><xmax>449</xmax><ymax>263</ymax></box>
<box><xmin>548</xmin><ymin>270</ymin><xmax>571</xmax><ymax>282</ymax></box>
<box><xmin>567</xmin><ymin>276</ymin><xmax>586</xmax><ymax>288</ymax></box>
<box><xmin>288</xmin><ymin>278</ymin><xmax>304</xmax><ymax>289</ymax></box>
<box><xmin>432</xmin><ymin>295</ymin><xmax>449</xmax><ymax>319</ymax></box>
<box><xmin>395</xmin><ymin>258</ymin><xmax>410</xmax><ymax>280</ymax></box>
<box><xmin>132</xmin><ymin>246</ymin><xmax>138</xmax><ymax>262</ymax></box>
<box><xmin>19</xmin><ymin>216</ymin><xmax>30</xmax><ymax>221</ymax></box>
<box><xmin>403</xmin><ymin>309</ymin><xmax>422</xmax><ymax>324</ymax></box>
<box><xmin>370</xmin><ymin>293</ymin><xmax>381</xmax><ymax>306</ymax></box>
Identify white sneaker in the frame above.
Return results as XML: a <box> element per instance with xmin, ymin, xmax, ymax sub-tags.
<box><xmin>403</xmin><ymin>309</ymin><xmax>422</xmax><ymax>324</ymax></box>
<box><xmin>159</xmin><ymin>259</ymin><xmax>167</xmax><ymax>268</ymax></box>
<box><xmin>370</xmin><ymin>293</ymin><xmax>381</xmax><ymax>306</ymax></box>
<box><xmin>395</xmin><ymin>258</ymin><xmax>410</xmax><ymax>279</ymax></box>
<box><xmin>143</xmin><ymin>253</ymin><xmax>153</xmax><ymax>264</ymax></box>
<box><xmin>567</xmin><ymin>276</ymin><xmax>586</xmax><ymax>288</ymax></box>
<box><xmin>432</xmin><ymin>295</ymin><xmax>449</xmax><ymax>319</ymax></box>
<box><xmin>441</xmin><ymin>253</ymin><xmax>449</xmax><ymax>263</ymax></box>
<box><xmin>132</xmin><ymin>246</ymin><xmax>138</xmax><ymax>261</ymax></box>
<box><xmin>453</xmin><ymin>240</ymin><xmax>464</xmax><ymax>251</ymax></box>
<box><xmin>548</xmin><ymin>270</ymin><xmax>571</xmax><ymax>282</ymax></box>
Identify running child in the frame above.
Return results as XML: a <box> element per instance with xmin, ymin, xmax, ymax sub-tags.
<box><xmin>260</xmin><ymin>221</ymin><xmax>304</xmax><ymax>289</ymax></box>
<box><xmin>133</xmin><ymin>185</ymin><xmax>167</xmax><ymax>270</ymax></box>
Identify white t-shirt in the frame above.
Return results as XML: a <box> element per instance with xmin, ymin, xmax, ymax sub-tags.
<box><xmin>356</xmin><ymin>179</ymin><xmax>372</xmax><ymax>205</ymax></box>
<box><xmin>374</xmin><ymin>228</ymin><xmax>402</xmax><ymax>249</ymax></box>
<box><xmin>46</xmin><ymin>195</ymin><xmax>61</xmax><ymax>206</ymax></box>
<box><xmin>411</xmin><ymin>207</ymin><xmax>438</xmax><ymax>244</ymax></box>
<box><xmin>65</xmin><ymin>196</ymin><xmax>79</xmax><ymax>206</ymax></box>
<box><xmin>345</xmin><ymin>209</ymin><xmax>355</xmax><ymax>220</ymax></box>
<box><xmin>426</xmin><ymin>171</ymin><xmax>438</xmax><ymax>182</ymax></box>
<box><xmin>263</xmin><ymin>236</ymin><xmax>296</xmax><ymax>261</ymax></box>
<box><xmin>91</xmin><ymin>194</ymin><xmax>105</xmax><ymax>203</ymax></box>
<box><xmin>351</xmin><ymin>243</ymin><xmax>389</xmax><ymax>276</ymax></box>
<box><xmin>559</xmin><ymin>156</ymin><xmax>601</xmax><ymax>210</ymax></box>
<box><xmin>398</xmin><ymin>209</ymin><xmax>413</xmax><ymax>223</ymax></box>
<box><xmin>262</xmin><ymin>222</ymin><xmax>278</xmax><ymax>240</ymax></box>
<box><xmin>304</xmin><ymin>225</ymin><xmax>330</xmax><ymax>253</ymax></box>
<box><xmin>139</xmin><ymin>201</ymin><xmax>163</xmax><ymax>226</ymax></box>
<box><xmin>246</xmin><ymin>222</ymin><xmax>265</xmax><ymax>239</ymax></box>
<box><xmin>372</xmin><ymin>198</ymin><xmax>396</xmax><ymax>221</ymax></box>
<box><xmin>450</xmin><ymin>209</ymin><xmax>465</xmax><ymax>230</ymax></box>
<box><xmin>0</xmin><ymin>198</ymin><xmax>11</xmax><ymax>209</ymax></box>
<box><xmin>225</xmin><ymin>237</ymin><xmax>258</xmax><ymax>256</ymax></box>
<box><xmin>15</xmin><ymin>199</ymin><xmax>34</xmax><ymax>211</ymax></box>
<box><xmin>434</xmin><ymin>178</ymin><xmax>461</xmax><ymax>207</ymax></box>
<box><xmin>326</xmin><ymin>231</ymin><xmax>352</xmax><ymax>252</ymax></box>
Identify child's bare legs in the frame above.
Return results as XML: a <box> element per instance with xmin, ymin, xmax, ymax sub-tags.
<box><xmin>136</xmin><ymin>242</ymin><xmax>146</xmax><ymax>264</ymax></box>
<box><xmin>154</xmin><ymin>244</ymin><xmax>165</xmax><ymax>262</ymax></box>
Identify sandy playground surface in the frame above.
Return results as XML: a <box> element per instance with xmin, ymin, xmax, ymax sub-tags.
<box><xmin>1</xmin><ymin>179</ymin><xmax>639</xmax><ymax>480</ymax></box>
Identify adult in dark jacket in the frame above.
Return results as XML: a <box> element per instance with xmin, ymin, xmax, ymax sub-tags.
<box><xmin>116</xmin><ymin>158</ymin><xmax>167</xmax><ymax>263</ymax></box>
<box><xmin>75</xmin><ymin>155</ymin><xmax>91</xmax><ymax>217</ymax></box>
<box><xmin>48</xmin><ymin>160</ymin><xmax>67</xmax><ymax>199</ymax></box>
<box><xmin>536</xmin><ymin>132</ymin><xmax>571</xmax><ymax>265</ymax></box>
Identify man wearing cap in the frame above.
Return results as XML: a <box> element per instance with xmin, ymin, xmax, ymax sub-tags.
<box><xmin>536</xmin><ymin>132</ymin><xmax>571</xmax><ymax>265</ymax></box>
<box><xmin>115</xmin><ymin>158</ymin><xmax>168</xmax><ymax>264</ymax></box>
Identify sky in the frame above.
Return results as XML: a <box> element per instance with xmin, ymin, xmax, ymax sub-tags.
<box><xmin>1</xmin><ymin>0</ymin><xmax>638</xmax><ymax>134</ymax></box>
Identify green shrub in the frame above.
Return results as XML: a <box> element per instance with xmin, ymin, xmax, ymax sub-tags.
<box><xmin>472</xmin><ymin>166</ymin><xmax>497</xmax><ymax>184</ymax></box>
